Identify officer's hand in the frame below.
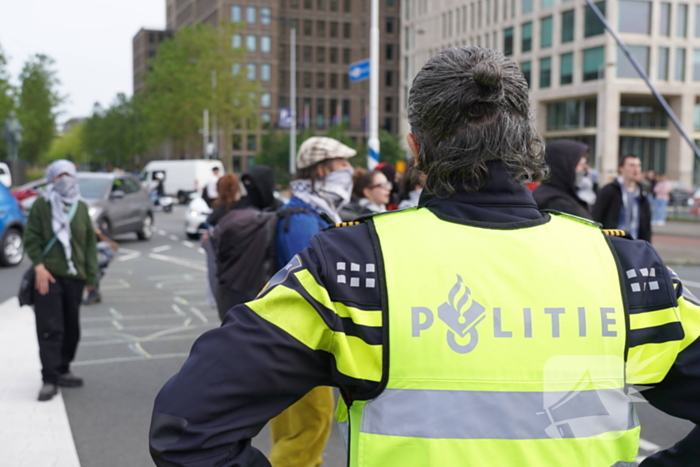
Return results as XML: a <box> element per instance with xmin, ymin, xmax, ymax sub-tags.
<box><xmin>35</xmin><ymin>264</ymin><xmax>56</xmax><ymax>296</ymax></box>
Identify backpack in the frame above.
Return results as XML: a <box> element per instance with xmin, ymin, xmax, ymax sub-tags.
<box><xmin>213</xmin><ymin>206</ymin><xmax>307</xmax><ymax>297</ymax></box>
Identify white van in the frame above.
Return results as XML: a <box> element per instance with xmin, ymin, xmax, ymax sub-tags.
<box><xmin>0</xmin><ymin>163</ymin><xmax>12</xmax><ymax>188</ymax></box>
<box><xmin>140</xmin><ymin>159</ymin><xmax>224</xmax><ymax>204</ymax></box>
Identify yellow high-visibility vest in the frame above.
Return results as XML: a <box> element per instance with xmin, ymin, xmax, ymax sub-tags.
<box><xmin>344</xmin><ymin>208</ymin><xmax>640</xmax><ymax>467</ymax></box>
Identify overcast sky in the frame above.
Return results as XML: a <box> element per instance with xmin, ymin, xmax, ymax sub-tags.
<box><xmin>0</xmin><ymin>0</ymin><xmax>165</xmax><ymax>124</ymax></box>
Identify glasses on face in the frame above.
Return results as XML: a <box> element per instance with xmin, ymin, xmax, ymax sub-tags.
<box><xmin>369</xmin><ymin>182</ymin><xmax>392</xmax><ymax>190</ymax></box>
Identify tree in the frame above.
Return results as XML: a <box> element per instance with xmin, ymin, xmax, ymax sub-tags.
<box><xmin>44</xmin><ymin>123</ymin><xmax>85</xmax><ymax>164</ymax></box>
<box><xmin>141</xmin><ymin>22</ymin><xmax>258</xmax><ymax>158</ymax></box>
<box><xmin>16</xmin><ymin>54</ymin><xmax>63</xmax><ymax>164</ymax></box>
<box><xmin>0</xmin><ymin>43</ymin><xmax>16</xmax><ymax>160</ymax></box>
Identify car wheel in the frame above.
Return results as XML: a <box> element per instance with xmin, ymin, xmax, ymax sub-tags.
<box><xmin>186</xmin><ymin>232</ymin><xmax>200</xmax><ymax>240</ymax></box>
<box><xmin>137</xmin><ymin>214</ymin><xmax>154</xmax><ymax>241</ymax></box>
<box><xmin>98</xmin><ymin>218</ymin><xmax>111</xmax><ymax>238</ymax></box>
<box><xmin>0</xmin><ymin>228</ymin><xmax>24</xmax><ymax>267</ymax></box>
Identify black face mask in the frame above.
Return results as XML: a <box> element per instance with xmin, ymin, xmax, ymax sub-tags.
<box><xmin>247</xmin><ymin>183</ymin><xmax>265</xmax><ymax>209</ymax></box>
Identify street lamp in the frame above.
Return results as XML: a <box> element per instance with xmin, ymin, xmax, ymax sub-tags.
<box><xmin>368</xmin><ymin>0</ymin><xmax>380</xmax><ymax>169</ymax></box>
<box><xmin>271</xmin><ymin>16</ymin><xmax>298</xmax><ymax>176</ymax></box>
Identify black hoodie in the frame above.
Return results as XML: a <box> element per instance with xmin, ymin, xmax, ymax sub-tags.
<box><xmin>533</xmin><ymin>140</ymin><xmax>592</xmax><ymax>219</ymax></box>
<box><xmin>241</xmin><ymin>165</ymin><xmax>282</xmax><ymax>211</ymax></box>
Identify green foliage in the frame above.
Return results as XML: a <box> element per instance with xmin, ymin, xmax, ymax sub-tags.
<box><xmin>379</xmin><ymin>129</ymin><xmax>406</xmax><ymax>165</ymax></box>
<box><xmin>141</xmin><ymin>21</ymin><xmax>258</xmax><ymax>156</ymax></box>
<box><xmin>26</xmin><ymin>165</ymin><xmax>46</xmax><ymax>183</ymax></box>
<box><xmin>82</xmin><ymin>94</ymin><xmax>148</xmax><ymax>169</ymax></box>
<box><xmin>44</xmin><ymin>123</ymin><xmax>85</xmax><ymax>164</ymax></box>
<box><xmin>0</xmin><ymin>43</ymin><xmax>16</xmax><ymax>160</ymax></box>
<box><xmin>16</xmin><ymin>54</ymin><xmax>63</xmax><ymax>164</ymax></box>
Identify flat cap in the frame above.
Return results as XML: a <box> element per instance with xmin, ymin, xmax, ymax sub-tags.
<box><xmin>296</xmin><ymin>137</ymin><xmax>357</xmax><ymax>169</ymax></box>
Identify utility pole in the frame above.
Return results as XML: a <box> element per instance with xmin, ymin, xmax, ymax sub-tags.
<box><xmin>368</xmin><ymin>0</ymin><xmax>380</xmax><ymax>169</ymax></box>
<box><xmin>211</xmin><ymin>70</ymin><xmax>218</xmax><ymax>160</ymax></box>
<box><xmin>203</xmin><ymin>109</ymin><xmax>209</xmax><ymax>159</ymax></box>
<box><xmin>290</xmin><ymin>26</ymin><xmax>297</xmax><ymax>175</ymax></box>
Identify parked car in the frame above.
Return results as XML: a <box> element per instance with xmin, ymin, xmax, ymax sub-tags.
<box><xmin>140</xmin><ymin>159</ymin><xmax>225</xmax><ymax>204</ymax></box>
<box><xmin>78</xmin><ymin>172</ymin><xmax>153</xmax><ymax>240</ymax></box>
<box><xmin>0</xmin><ymin>162</ymin><xmax>12</xmax><ymax>188</ymax></box>
<box><xmin>185</xmin><ymin>195</ymin><xmax>212</xmax><ymax>239</ymax></box>
<box><xmin>0</xmin><ymin>181</ymin><xmax>25</xmax><ymax>266</ymax></box>
<box><xmin>11</xmin><ymin>178</ymin><xmax>48</xmax><ymax>216</ymax></box>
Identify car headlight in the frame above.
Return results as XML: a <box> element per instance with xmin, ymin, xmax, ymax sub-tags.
<box><xmin>88</xmin><ymin>207</ymin><xmax>102</xmax><ymax>220</ymax></box>
<box><xmin>190</xmin><ymin>210</ymin><xmax>201</xmax><ymax>217</ymax></box>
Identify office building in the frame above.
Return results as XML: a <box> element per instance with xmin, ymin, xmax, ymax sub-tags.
<box><xmin>133</xmin><ymin>28</ymin><xmax>174</xmax><ymax>95</ymax></box>
<box><xmin>401</xmin><ymin>0</ymin><xmax>700</xmax><ymax>185</ymax></box>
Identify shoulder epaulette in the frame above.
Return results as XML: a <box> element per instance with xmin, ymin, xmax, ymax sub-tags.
<box><xmin>603</xmin><ymin>229</ymin><xmax>633</xmax><ymax>239</ymax></box>
<box><xmin>331</xmin><ymin>221</ymin><xmax>362</xmax><ymax>229</ymax></box>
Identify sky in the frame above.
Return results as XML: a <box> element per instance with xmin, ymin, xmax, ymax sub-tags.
<box><xmin>0</xmin><ymin>0</ymin><xmax>165</xmax><ymax>125</ymax></box>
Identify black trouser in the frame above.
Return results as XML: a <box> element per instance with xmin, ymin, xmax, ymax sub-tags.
<box><xmin>33</xmin><ymin>276</ymin><xmax>85</xmax><ymax>384</ymax></box>
<box><xmin>216</xmin><ymin>285</ymin><xmax>254</xmax><ymax>321</ymax></box>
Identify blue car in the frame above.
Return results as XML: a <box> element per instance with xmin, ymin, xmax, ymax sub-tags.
<box><xmin>0</xmin><ymin>182</ymin><xmax>25</xmax><ymax>266</ymax></box>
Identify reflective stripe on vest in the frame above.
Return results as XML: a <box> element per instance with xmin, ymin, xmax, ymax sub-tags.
<box><xmin>345</xmin><ymin>209</ymin><xmax>639</xmax><ymax>467</ymax></box>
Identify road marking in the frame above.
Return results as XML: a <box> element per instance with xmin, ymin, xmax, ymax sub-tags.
<box><xmin>111</xmin><ymin>320</ymin><xmax>124</xmax><ymax>331</ymax></box>
<box><xmin>101</xmin><ymin>278</ymin><xmax>131</xmax><ymax>290</ymax></box>
<box><xmin>169</xmin><ymin>235</ymin><xmax>179</xmax><ymax>241</ymax></box>
<box><xmin>638</xmin><ymin>438</ymin><xmax>661</xmax><ymax>452</ymax></box>
<box><xmin>682</xmin><ymin>279</ymin><xmax>700</xmax><ymax>289</ymax></box>
<box><xmin>172</xmin><ymin>304</ymin><xmax>186</xmax><ymax>316</ymax></box>
<box><xmin>80</xmin><ymin>333</ymin><xmax>207</xmax><ymax>347</ymax></box>
<box><xmin>183</xmin><ymin>241</ymin><xmax>194</xmax><ymax>248</ymax></box>
<box><xmin>151</xmin><ymin>245</ymin><xmax>172</xmax><ymax>253</ymax></box>
<box><xmin>148</xmin><ymin>253</ymin><xmax>207</xmax><ymax>272</ymax></box>
<box><xmin>129</xmin><ymin>342</ymin><xmax>152</xmax><ymax>359</ymax></box>
<box><xmin>73</xmin><ymin>352</ymin><xmax>190</xmax><ymax>367</ymax></box>
<box><xmin>109</xmin><ymin>307</ymin><xmax>123</xmax><ymax>319</ymax></box>
<box><xmin>118</xmin><ymin>248</ymin><xmax>141</xmax><ymax>262</ymax></box>
<box><xmin>198</xmin><ymin>248</ymin><xmax>205</xmax><ymax>255</ymax></box>
<box><xmin>174</xmin><ymin>296</ymin><xmax>189</xmax><ymax>305</ymax></box>
<box><xmin>158</xmin><ymin>229</ymin><xmax>167</xmax><ymax>236</ymax></box>
<box><xmin>190</xmin><ymin>306</ymin><xmax>209</xmax><ymax>323</ymax></box>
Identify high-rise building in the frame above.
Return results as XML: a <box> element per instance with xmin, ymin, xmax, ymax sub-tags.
<box><xmin>151</xmin><ymin>0</ymin><xmax>401</xmax><ymax>172</ymax></box>
<box><xmin>401</xmin><ymin>0</ymin><xmax>700</xmax><ymax>186</ymax></box>
<box><xmin>133</xmin><ymin>28</ymin><xmax>173</xmax><ymax>95</ymax></box>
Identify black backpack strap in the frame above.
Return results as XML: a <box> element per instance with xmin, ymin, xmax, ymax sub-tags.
<box><xmin>278</xmin><ymin>207</ymin><xmax>310</xmax><ymax>233</ymax></box>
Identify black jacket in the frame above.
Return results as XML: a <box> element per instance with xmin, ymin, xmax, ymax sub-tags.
<box><xmin>533</xmin><ymin>140</ymin><xmax>592</xmax><ymax>219</ymax></box>
<box><xmin>150</xmin><ymin>163</ymin><xmax>699</xmax><ymax>467</ymax></box>
<box><xmin>593</xmin><ymin>179</ymin><xmax>652</xmax><ymax>242</ymax></box>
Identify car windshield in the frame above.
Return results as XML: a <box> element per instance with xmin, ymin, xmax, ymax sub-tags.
<box><xmin>78</xmin><ymin>177</ymin><xmax>111</xmax><ymax>200</ymax></box>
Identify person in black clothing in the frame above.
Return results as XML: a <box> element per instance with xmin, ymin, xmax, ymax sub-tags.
<box><xmin>533</xmin><ymin>139</ymin><xmax>592</xmax><ymax>219</ymax></box>
<box><xmin>593</xmin><ymin>154</ymin><xmax>652</xmax><ymax>242</ymax></box>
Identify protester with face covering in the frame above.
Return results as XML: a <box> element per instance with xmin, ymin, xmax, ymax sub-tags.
<box><xmin>24</xmin><ymin>160</ymin><xmax>98</xmax><ymax>402</ymax></box>
<box><xmin>533</xmin><ymin>140</ymin><xmax>592</xmax><ymax>219</ymax></box>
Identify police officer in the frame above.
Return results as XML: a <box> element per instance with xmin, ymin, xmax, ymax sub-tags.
<box><xmin>150</xmin><ymin>47</ymin><xmax>700</xmax><ymax>466</ymax></box>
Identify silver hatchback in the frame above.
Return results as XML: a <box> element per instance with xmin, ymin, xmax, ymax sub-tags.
<box><xmin>78</xmin><ymin>172</ymin><xmax>154</xmax><ymax>240</ymax></box>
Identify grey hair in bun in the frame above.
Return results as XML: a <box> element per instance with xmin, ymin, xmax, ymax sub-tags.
<box><xmin>408</xmin><ymin>46</ymin><xmax>547</xmax><ymax>195</ymax></box>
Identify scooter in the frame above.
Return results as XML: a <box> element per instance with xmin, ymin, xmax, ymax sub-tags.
<box><xmin>156</xmin><ymin>195</ymin><xmax>174</xmax><ymax>213</ymax></box>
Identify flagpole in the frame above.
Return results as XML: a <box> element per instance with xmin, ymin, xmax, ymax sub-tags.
<box><xmin>368</xmin><ymin>0</ymin><xmax>380</xmax><ymax>169</ymax></box>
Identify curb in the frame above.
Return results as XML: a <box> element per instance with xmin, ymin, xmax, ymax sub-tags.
<box><xmin>664</xmin><ymin>259</ymin><xmax>700</xmax><ymax>267</ymax></box>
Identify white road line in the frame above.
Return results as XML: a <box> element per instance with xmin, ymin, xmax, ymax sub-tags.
<box><xmin>174</xmin><ymin>296</ymin><xmax>189</xmax><ymax>305</ymax></box>
<box><xmin>638</xmin><ymin>438</ymin><xmax>661</xmax><ymax>452</ymax></box>
<box><xmin>129</xmin><ymin>342</ymin><xmax>152</xmax><ymax>359</ymax></box>
<box><xmin>183</xmin><ymin>241</ymin><xmax>194</xmax><ymax>248</ymax></box>
<box><xmin>169</xmin><ymin>235</ymin><xmax>179</xmax><ymax>241</ymax></box>
<box><xmin>190</xmin><ymin>307</ymin><xmax>209</xmax><ymax>323</ymax></box>
<box><xmin>108</xmin><ymin>307</ymin><xmax>123</xmax><ymax>319</ymax></box>
<box><xmin>172</xmin><ymin>304</ymin><xmax>186</xmax><ymax>316</ymax></box>
<box><xmin>111</xmin><ymin>320</ymin><xmax>124</xmax><ymax>331</ymax></box>
<box><xmin>148</xmin><ymin>253</ymin><xmax>207</xmax><ymax>272</ymax></box>
<box><xmin>73</xmin><ymin>352</ymin><xmax>190</xmax><ymax>367</ymax></box>
<box><xmin>151</xmin><ymin>245</ymin><xmax>172</xmax><ymax>253</ymax></box>
<box><xmin>198</xmin><ymin>248</ymin><xmax>205</xmax><ymax>255</ymax></box>
<box><xmin>100</xmin><ymin>278</ymin><xmax>131</xmax><ymax>290</ymax></box>
<box><xmin>682</xmin><ymin>279</ymin><xmax>700</xmax><ymax>289</ymax></box>
<box><xmin>158</xmin><ymin>229</ymin><xmax>167</xmax><ymax>236</ymax></box>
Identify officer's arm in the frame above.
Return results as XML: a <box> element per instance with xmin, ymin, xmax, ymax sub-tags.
<box><xmin>636</xmin><ymin>270</ymin><xmax>700</xmax><ymax>466</ymax></box>
<box><xmin>149</xmin><ymin>248</ymin><xmax>336</xmax><ymax>467</ymax></box>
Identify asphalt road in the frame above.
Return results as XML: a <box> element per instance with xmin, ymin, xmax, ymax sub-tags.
<box><xmin>1</xmin><ymin>206</ymin><xmax>697</xmax><ymax>466</ymax></box>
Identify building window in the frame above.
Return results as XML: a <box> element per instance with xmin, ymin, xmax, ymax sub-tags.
<box><xmin>303</xmin><ymin>72</ymin><xmax>312</xmax><ymax>88</ymax></box>
<box><xmin>343</xmin><ymin>22</ymin><xmax>352</xmax><ymax>38</ymax></box>
<box><xmin>330</xmin><ymin>73</ymin><xmax>338</xmax><ymax>89</ymax></box>
<box><xmin>232</xmin><ymin>63</ymin><xmax>241</xmax><ymax>75</ymax></box>
<box><xmin>290</xmin><ymin>0</ymin><xmax>299</xmax><ymax>7</ymax></box>
<box><xmin>386</xmin><ymin>71</ymin><xmax>394</xmax><ymax>87</ymax></box>
<box><xmin>343</xmin><ymin>0</ymin><xmax>351</xmax><ymax>12</ymax></box>
<box><xmin>617</xmin><ymin>45</ymin><xmax>649</xmax><ymax>78</ymax></box>
<box><xmin>619</xmin><ymin>137</ymin><xmax>666</xmax><ymax>173</ymax></box>
<box><xmin>317</xmin><ymin>47</ymin><xmax>325</xmax><ymax>62</ymax></box>
<box><xmin>386</xmin><ymin>17</ymin><xmax>396</xmax><ymax>33</ymax></box>
<box><xmin>678</xmin><ymin>4</ymin><xmax>688</xmax><ymax>37</ymax></box>
<box><xmin>247</xmin><ymin>135</ymin><xmax>257</xmax><ymax>151</ymax></box>
<box><xmin>584</xmin><ymin>1</ymin><xmax>606</xmax><ymax>37</ymax></box>
<box><xmin>385</xmin><ymin>97</ymin><xmax>393</xmax><ymax>112</ymax></box>
<box><xmin>318</xmin><ymin>0</ymin><xmax>326</xmax><ymax>9</ymax></box>
<box><xmin>539</xmin><ymin>57</ymin><xmax>552</xmax><ymax>88</ymax></box>
<box><xmin>521</xmin><ymin>22</ymin><xmax>532</xmax><ymax>53</ymax></box>
<box><xmin>316</xmin><ymin>98</ymin><xmax>325</xmax><ymax>128</ymax></box>
<box><xmin>583</xmin><ymin>46</ymin><xmax>605</xmax><ymax>81</ymax></box>
<box><xmin>561</xmin><ymin>10</ymin><xmax>575</xmax><ymax>43</ymax></box>
<box><xmin>330</xmin><ymin>47</ymin><xmax>339</xmax><ymax>63</ymax></box>
<box><xmin>316</xmin><ymin>21</ymin><xmax>326</xmax><ymax>37</ymax></box>
<box><xmin>386</xmin><ymin>44</ymin><xmax>394</xmax><ymax>60</ymax></box>
<box><xmin>660</xmin><ymin>3</ymin><xmax>671</xmax><ymax>36</ymax></box>
<box><xmin>330</xmin><ymin>0</ymin><xmax>339</xmax><ymax>11</ymax></box>
<box><xmin>246</xmin><ymin>6</ymin><xmax>256</xmax><ymax>23</ymax></box>
<box><xmin>504</xmin><ymin>27</ymin><xmax>514</xmax><ymax>56</ymax></box>
<box><xmin>261</xmin><ymin>92</ymin><xmax>271</xmax><ymax>108</ymax></box>
<box><xmin>261</xmin><ymin>36</ymin><xmax>271</xmax><ymax>53</ymax></box>
<box><xmin>304</xmin><ymin>0</ymin><xmax>312</xmax><ymax>9</ymax></box>
<box><xmin>232</xmin><ymin>155</ymin><xmax>242</xmax><ymax>172</ymax></box>
<box><xmin>547</xmin><ymin>100</ymin><xmax>597</xmax><ymax>130</ymax></box>
<box><xmin>342</xmin><ymin>99</ymin><xmax>350</xmax><ymax>124</ymax></box>
<box><xmin>317</xmin><ymin>72</ymin><xmax>326</xmax><ymax>88</ymax></box>
<box><xmin>343</xmin><ymin>74</ymin><xmax>350</xmax><ymax>89</ymax></box>
<box><xmin>522</xmin><ymin>0</ymin><xmax>533</xmax><ymax>14</ymax></box>
<box><xmin>620</xmin><ymin>99</ymin><xmax>668</xmax><ymax>129</ymax></box>
<box><xmin>303</xmin><ymin>45</ymin><xmax>312</xmax><ymax>62</ymax></box>
<box><xmin>304</xmin><ymin>20</ymin><xmax>313</xmax><ymax>36</ymax></box>
<box><xmin>540</xmin><ymin>16</ymin><xmax>553</xmax><ymax>48</ymax></box>
<box><xmin>676</xmin><ymin>48</ymin><xmax>687</xmax><ymax>80</ymax></box>
<box><xmin>520</xmin><ymin>61</ymin><xmax>531</xmax><ymax>87</ymax></box>
<box><xmin>232</xmin><ymin>135</ymin><xmax>242</xmax><ymax>151</ymax></box>
<box><xmin>330</xmin><ymin>22</ymin><xmax>339</xmax><ymax>37</ymax></box>
<box><xmin>693</xmin><ymin>49</ymin><xmax>700</xmax><ymax>81</ymax></box>
<box><xmin>232</xmin><ymin>34</ymin><xmax>242</xmax><ymax>48</ymax></box>
<box><xmin>618</xmin><ymin>0</ymin><xmax>651</xmax><ymax>34</ymax></box>
<box><xmin>246</xmin><ymin>35</ymin><xmax>256</xmax><ymax>52</ymax></box>
<box><xmin>261</xmin><ymin>64</ymin><xmax>271</xmax><ymax>81</ymax></box>
<box><xmin>560</xmin><ymin>52</ymin><xmax>573</xmax><ymax>85</ymax></box>
<box><xmin>261</xmin><ymin>7</ymin><xmax>271</xmax><ymax>25</ymax></box>
<box><xmin>541</xmin><ymin>0</ymin><xmax>554</xmax><ymax>8</ymax></box>
<box><xmin>658</xmin><ymin>47</ymin><xmax>669</xmax><ymax>80</ymax></box>
<box><xmin>231</xmin><ymin>5</ymin><xmax>241</xmax><ymax>22</ymax></box>
<box><xmin>246</xmin><ymin>63</ymin><xmax>256</xmax><ymax>80</ymax></box>
<box><xmin>343</xmin><ymin>48</ymin><xmax>351</xmax><ymax>64</ymax></box>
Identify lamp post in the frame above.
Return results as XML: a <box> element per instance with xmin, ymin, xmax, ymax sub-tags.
<box><xmin>368</xmin><ymin>0</ymin><xmax>380</xmax><ymax>169</ymax></box>
<box><xmin>289</xmin><ymin>25</ymin><xmax>297</xmax><ymax>175</ymax></box>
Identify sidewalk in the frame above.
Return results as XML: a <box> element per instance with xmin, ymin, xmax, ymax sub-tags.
<box><xmin>0</xmin><ymin>297</ymin><xmax>81</xmax><ymax>467</ymax></box>
<box><xmin>650</xmin><ymin>221</ymin><xmax>700</xmax><ymax>266</ymax></box>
